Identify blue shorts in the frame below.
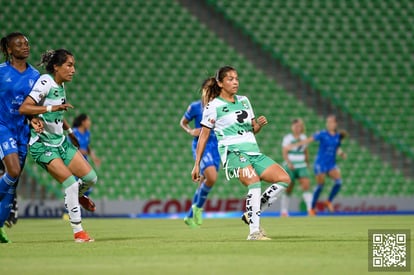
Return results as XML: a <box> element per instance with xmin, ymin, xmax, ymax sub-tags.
<box><xmin>314</xmin><ymin>162</ymin><xmax>338</xmax><ymax>175</ymax></box>
<box><xmin>0</xmin><ymin>123</ymin><xmax>29</xmax><ymax>167</ymax></box>
<box><xmin>192</xmin><ymin>143</ymin><xmax>220</xmax><ymax>176</ymax></box>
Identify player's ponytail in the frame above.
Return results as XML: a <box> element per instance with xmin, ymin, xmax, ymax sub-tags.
<box><xmin>38</xmin><ymin>48</ymin><xmax>73</xmax><ymax>74</ymax></box>
<box><xmin>1</xmin><ymin>32</ymin><xmax>25</xmax><ymax>61</ymax></box>
<box><xmin>201</xmin><ymin>66</ymin><xmax>236</xmax><ymax>105</ymax></box>
<box><xmin>339</xmin><ymin>129</ymin><xmax>348</xmax><ymax>141</ymax></box>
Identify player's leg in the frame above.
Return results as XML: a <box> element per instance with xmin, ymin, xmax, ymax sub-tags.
<box><xmin>297</xmin><ymin>167</ymin><xmax>312</xmax><ymax>214</ymax></box>
<box><xmin>325</xmin><ymin>167</ymin><xmax>342</xmax><ymax>212</ymax></box>
<box><xmin>280</xmin><ymin>167</ymin><xmax>295</xmax><ymax>217</ymax></box>
<box><xmin>184</xmin><ymin>178</ymin><xmax>202</xmax><ymax>228</ymax></box>
<box><xmin>311</xmin><ymin>170</ymin><xmax>326</xmax><ymax>214</ymax></box>
<box><xmin>256</xmin><ymin>156</ymin><xmax>291</xmax><ymax>213</ymax></box>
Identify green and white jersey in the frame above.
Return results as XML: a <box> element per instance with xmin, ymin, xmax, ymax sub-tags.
<box><xmin>28</xmin><ymin>74</ymin><xmax>67</xmax><ymax>146</ymax></box>
<box><xmin>201</xmin><ymin>95</ymin><xmax>260</xmax><ymax>164</ymax></box>
<box><xmin>282</xmin><ymin>133</ymin><xmax>308</xmax><ymax>169</ymax></box>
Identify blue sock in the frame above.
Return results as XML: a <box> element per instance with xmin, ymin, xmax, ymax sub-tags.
<box><xmin>0</xmin><ymin>173</ymin><xmax>18</xmax><ymax>201</ymax></box>
<box><xmin>312</xmin><ymin>184</ymin><xmax>324</xmax><ymax>209</ymax></box>
<box><xmin>187</xmin><ymin>188</ymin><xmax>200</xmax><ymax>218</ymax></box>
<box><xmin>328</xmin><ymin>179</ymin><xmax>342</xmax><ymax>202</ymax></box>
<box><xmin>0</xmin><ymin>187</ymin><xmax>15</xmax><ymax>227</ymax></box>
<box><xmin>196</xmin><ymin>182</ymin><xmax>212</xmax><ymax>208</ymax></box>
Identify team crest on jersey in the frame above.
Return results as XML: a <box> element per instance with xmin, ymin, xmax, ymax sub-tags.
<box><xmin>239</xmin><ymin>155</ymin><xmax>247</xmax><ymax>163</ymax></box>
<box><xmin>242</xmin><ymin>101</ymin><xmax>249</xmax><ymax>109</ymax></box>
<box><xmin>29</xmin><ymin>79</ymin><xmax>34</xmax><ymax>87</ymax></box>
<box><xmin>45</xmin><ymin>151</ymin><xmax>52</xmax><ymax>157</ymax></box>
<box><xmin>2</xmin><ymin>142</ymin><xmax>9</xmax><ymax>150</ymax></box>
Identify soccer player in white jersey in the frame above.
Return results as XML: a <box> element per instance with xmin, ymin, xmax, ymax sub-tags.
<box><xmin>280</xmin><ymin>118</ymin><xmax>312</xmax><ymax>216</ymax></box>
<box><xmin>191</xmin><ymin>66</ymin><xmax>291</xmax><ymax>240</ymax></box>
<box><xmin>19</xmin><ymin>49</ymin><xmax>97</xmax><ymax>242</ymax></box>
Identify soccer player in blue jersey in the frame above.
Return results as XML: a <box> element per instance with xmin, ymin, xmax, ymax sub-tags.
<box><xmin>0</xmin><ymin>32</ymin><xmax>40</xmax><ymax>243</ymax></box>
<box><xmin>72</xmin><ymin>114</ymin><xmax>101</xmax><ymax>167</ymax></box>
<box><xmin>287</xmin><ymin>115</ymin><xmax>347</xmax><ymax>215</ymax></box>
<box><xmin>180</xmin><ymin>78</ymin><xmax>220</xmax><ymax>228</ymax></box>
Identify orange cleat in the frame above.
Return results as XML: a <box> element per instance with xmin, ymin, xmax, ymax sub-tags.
<box><xmin>74</xmin><ymin>231</ymin><xmax>94</xmax><ymax>243</ymax></box>
<box><xmin>325</xmin><ymin>201</ymin><xmax>334</xmax><ymax>213</ymax></box>
<box><xmin>79</xmin><ymin>195</ymin><xmax>96</xmax><ymax>212</ymax></box>
<box><xmin>280</xmin><ymin>211</ymin><xmax>289</xmax><ymax>217</ymax></box>
<box><xmin>308</xmin><ymin>209</ymin><xmax>316</xmax><ymax>216</ymax></box>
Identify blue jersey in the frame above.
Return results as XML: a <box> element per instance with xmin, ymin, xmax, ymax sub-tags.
<box><xmin>0</xmin><ymin>61</ymin><xmax>40</xmax><ymax>128</ymax></box>
<box><xmin>73</xmin><ymin>128</ymin><xmax>90</xmax><ymax>160</ymax></box>
<box><xmin>313</xmin><ymin>130</ymin><xmax>341</xmax><ymax>169</ymax></box>
<box><xmin>184</xmin><ymin>100</ymin><xmax>218</xmax><ymax>150</ymax></box>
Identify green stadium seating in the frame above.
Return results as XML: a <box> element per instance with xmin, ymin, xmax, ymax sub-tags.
<box><xmin>3</xmin><ymin>0</ymin><xmax>412</xmax><ymax>200</ymax></box>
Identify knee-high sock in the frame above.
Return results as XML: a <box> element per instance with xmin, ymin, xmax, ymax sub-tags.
<box><xmin>63</xmin><ymin>176</ymin><xmax>83</xmax><ymax>233</ymax></box>
<box><xmin>312</xmin><ymin>184</ymin><xmax>324</xmax><ymax>209</ymax></box>
<box><xmin>260</xmin><ymin>182</ymin><xmax>289</xmax><ymax>212</ymax></box>
<box><xmin>196</xmin><ymin>182</ymin><xmax>212</xmax><ymax>208</ymax></box>
<box><xmin>280</xmin><ymin>193</ymin><xmax>289</xmax><ymax>214</ymax></box>
<box><xmin>328</xmin><ymin>179</ymin><xmax>342</xmax><ymax>202</ymax></box>
<box><xmin>0</xmin><ymin>173</ymin><xmax>17</xmax><ymax>201</ymax></box>
<box><xmin>246</xmin><ymin>182</ymin><xmax>261</xmax><ymax>234</ymax></box>
<box><xmin>303</xmin><ymin>191</ymin><xmax>313</xmax><ymax>211</ymax></box>
<box><xmin>0</xmin><ymin>187</ymin><xmax>15</xmax><ymax>227</ymax></box>
<box><xmin>187</xmin><ymin>188</ymin><xmax>200</xmax><ymax>218</ymax></box>
<box><xmin>79</xmin><ymin>170</ymin><xmax>98</xmax><ymax>196</ymax></box>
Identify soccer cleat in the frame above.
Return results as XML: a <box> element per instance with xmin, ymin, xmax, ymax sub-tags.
<box><xmin>308</xmin><ymin>209</ymin><xmax>316</xmax><ymax>216</ymax></box>
<box><xmin>79</xmin><ymin>195</ymin><xmax>96</xmax><ymax>212</ymax></box>
<box><xmin>5</xmin><ymin>196</ymin><xmax>18</xmax><ymax>228</ymax></box>
<box><xmin>247</xmin><ymin>231</ymin><xmax>271</xmax><ymax>241</ymax></box>
<box><xmin>192</xmin><ymin>205</ymin><xmax>203</xmax><ymax>226</ymax></box>
<box><xmin>184</xmin><ymin>217</ymin><xmax>198</xmax><ymax>229</ymax></box>
<box><xmin>74</xmin><ymin>231</ymin><xmax>94</xmax><ymax>243</ymax></box>
<box><xmin>280</xmin><ymin>211</ymin><xmax>289</xmax><ymax>217</ymax></box>
<box><xmin>0</xmin><ymin>227</ymin><xmax>11</xmax><ymax>243</ymax></box>
<box><xmin>324</xmin><ymin>201</ymin><xmax>334</xmax><ymax>213</ymax></box>
<box><xmin>241</xmin><ymin>213</ymin><xmax>267</xmax><ymax>236</ymax></box>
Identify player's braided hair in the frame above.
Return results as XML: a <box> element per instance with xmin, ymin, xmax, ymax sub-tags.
<box><xmin>202</xmin><ymin>66</ymin><xmax>236</xmax><ymax>105</ymax></box>
<box><xmin>0</xmin><ymin>32</ymin><xmax>25</xmax><ymax>61</ymax></box>
<box><xmin>38</xmin><ymin>48</ymin><xmax>73</xmax><ymax>74</ymax></box>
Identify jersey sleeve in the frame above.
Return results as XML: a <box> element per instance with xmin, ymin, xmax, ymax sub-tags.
<box><xmin>200</xmin><ymin>102</ymin><xmax>216</xmax><ymax>129</ymax></box>
<box><xmin>29</xmin><ymin>75</ymin><xmax>52</xmax><ymax>104</ymax></box>
<box><xmin>245</xmin><ymin>96</ymin><xmax>255</xmax><ymax>119</ymax></box>
<box><xmin>313</xmin><ymin>131</ymin><xmax>323</xmax><ymax>141</ymax></box>
<box><xmin>184</xmin><ymin>102</ymin><xmax>195</xmax><ymax>121</ymax></box>
<box><xmin>282</xmin><ymin>135</ymin><xmax>291</xmax><ymax>147</ymax></box>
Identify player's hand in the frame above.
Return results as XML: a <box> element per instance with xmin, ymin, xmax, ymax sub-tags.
<box><xmin>30</xmin><ymin>117</ymin><xmax>44</xmax><ymax>133</ymax></box>
<box><xmin>257</xmin><ymin>116</ymin><xmax>268</xmax><ymax>127</ymax></box>
<box><xmin>56</xmin><ymin>103</ymin><xmax>74</xmax><ymax>111</ymax></box>
<box><xmin>340</xmin><ymin>152</ymin><xmax>347</xmax><ymax>160</ymax></box>
<box><xmin>287</xmin><ymin>162</ymin><xmax>294</xmax><ymax>170</ymax></box>
<box><xmin>190</xmin><ymin>128</ymin><xmax>201</xmax><ymax>137</ymax></box>
<box><xmin>191</xmin><ymin>164</ymin><xmax>201</xmax><ymax>182</ymax></box>
<box><xmin>68</xmin><ymin>133</ymin><xmax>80</xmax><ymax>148</ymax></box>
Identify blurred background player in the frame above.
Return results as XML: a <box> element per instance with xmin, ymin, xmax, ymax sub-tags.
<box><xmin>19</xmin><ymin>49</ymin><xmax>97</xmax><ymax>242</ymax></box>
<box><xmin>287</xmin><ymin>115</ymin><xmax>347</xmax><ymax>215</ymax></box>
<box><xmin>280</xmin><ymin>118</ymin><xmax>312</xmax><ymax>216</ymax></box>
<box><xmin>0</xmin><ymin>32</ymin><xmax>40</xmax><ymax>243</ymax></box>
<box><xmin>191</xmin><ymin>66</ymin><xmax>290</xmax><ymax>240</ymax></box>
<box><xmin>180</xmin><ymin>79</ymin><xmax>220</xmax><ymax>228</ymax></box>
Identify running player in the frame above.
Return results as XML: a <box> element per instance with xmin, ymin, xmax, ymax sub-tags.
<box><xmin>0</xmin><ymin>32</ymin><xmax>40</xmax><ymax>243</ymax></box>
<box><xmin>287</xmin><ymin>115</ymin><xmax>347</xmax><ymax>215</ymax></box>
<box><xmin>280</xmin><ymin>118</ymin><xmax>312</xmax><ymax>216</ymax></box>
<box><xmin>191</xmin><ymin>66</ymin><xmax>290</xmax><ymax>240</ymax></box>
<box><xmin>72</xmin><ymin>114</ymin><xmax>101</xmax><ymax>167</ymax></box>
<box><xmin>19</xmin><ymin>49</ymin><xmax>97</xmax><ymax>242</ymax></box>
<box><xmin>180</xmin><ymin>79</ymin><xmax>220</xmax><ymax>228</ymax></box>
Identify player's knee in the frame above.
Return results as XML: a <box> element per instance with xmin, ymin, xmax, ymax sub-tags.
<box><xmin>6</xmin><ymin>166</ymin><xmax>21</xmax><ymax>179</ymax></box>
<box><xmin>81</xmin><ymin>169</ymin><xmax>98</xmax><ymax>186</ymax></box>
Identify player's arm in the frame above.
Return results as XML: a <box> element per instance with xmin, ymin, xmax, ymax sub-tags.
<box><xmin>19</xmin><ymin>96</ymin><xmax>73</xmax><ymax>115</ymax></box>
<box><xmin>252</xmin><ymin>116</ymin><xmax>268</xmax><ymax>134</ymax></box>
<box><xmin>62</xmin><ymin>119</ymin><xmax>80</xmax><ymax>148</ymax></box>
<box><xmin>282</xmin><ymin>146</ymin><xmax>294</xmax><ymax>170</ymax></box>
<box><xmin>87</xmin><ymin>145</ymin><xmax>101</xmax><ymax>167</ymax></box>
<box><xmin>180</xmin><ymin>116</ymin><xmax>200</xmax><ymax>137</ymax></box>
<box><xmin>337</xmin><ymin>147</ymin><xmax>347</xmax><ymax>159</ymax></box>
<box><xmin>191</xmin><ymin>126</ymin><xmax>210</xmax><ymax>182</ymax></box>
<box><xmin>304</xmin><ymin>148</ymin><xmax>310</xmax><ymax>167</ymax></box>
<box><xmin>286</xmin><ymin>136</ymin><xmax>314</xmax><ymax>150</ymax></box>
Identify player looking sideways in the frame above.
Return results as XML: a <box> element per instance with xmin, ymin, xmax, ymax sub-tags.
<box><xmin>287</xmin><ymin>115</ymin><xmax>347</xmax><ymax>215</ymax></box>
<box><xmin>280</xmin><ymin>118</ymin><xmax>313</xmax><ymax>216</ymax></box>
<box><xmin>19</xmin><ymin>49</ymin><xmax>97</xmax><ymax>242</ymax></box>
<box><xmin>72</xmin><ymin>114</ymin><xmax>101</xmax><ymax>168</ymax></box>
<box><xmin>191</xmin><ymin>66</ymin><xmax>290</xmax><ymax>240</ymax></box>
<box><xmin>0</xmin><ymin>32</ymin><xmax>40</xmax><ymax>243</ymax></box>
<box><xmin>180</xmin><ymin>79</ymin><xmax>220</xmax><ymax>228</ymax></box>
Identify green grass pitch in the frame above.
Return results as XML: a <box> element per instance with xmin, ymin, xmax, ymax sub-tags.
<box><xmin>1</xmin><ymin>216</ymin><xmax>413</xmax><ymax>275</ymax></box>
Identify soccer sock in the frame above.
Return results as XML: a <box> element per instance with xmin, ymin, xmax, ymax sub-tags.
<box><xmin>280</xmin><ymin>193</ymin><xmax>289</xmax><ymax>214</ymax></box>
<box><xmin>246</xmin><ymin>182</ymin><xmax>261</xmax><ymax>234</ymax></box>
<box><xmin>0</xmin><ymin>173</ymin><xmax>18</xmax><ymax>200</ymax></box>
<box><xmin>79</xmin><ymin>170</ymin><xmax>98</xmax><ymax>196</ymax></box>
<box><xmin>312</xmin><ymin>184</ymin><xmax>324</xmax><ymax>209</ymax></box>
<box><xmin>260</xmin><ymin>182</ymin><xmax>289</xmax><ymax>212</ymax></box>
<box><xmin>196</xmin><ymin>182</ymin><xmax>212</xmax><ymax>208</ymax></box>
<box><xmin>0</xmin><ymin>187</ymin><xmax>15</xmax><ymax>227</ymax></box>
<box><xmin>302</xmin><ymin>191</ymin><xmax>313</xmax><ymax>211</ymax></box>
<box><xmin>187</xmin><ymin>188</ymin><xmax>200</xmax><ymax>218</ymax></box>
<box><xmin>328</xmin><ymin>179</ymin><xmax>342</xmax><ymax>202</ymax></box>
<box><xmin>63</xmin><ymin>176</ymin><xmax>83</xmax><ymax>234</ymax></box>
